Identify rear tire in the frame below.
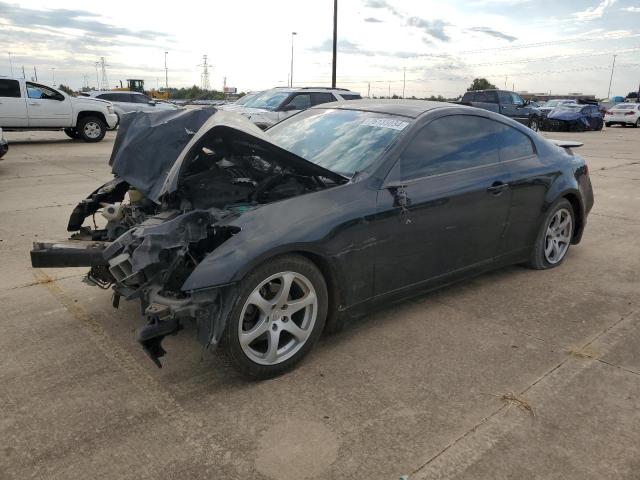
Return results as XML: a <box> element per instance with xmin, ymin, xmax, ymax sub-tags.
<box><xmin>77</xmin><ymin>116</ymin><xmax>106</xmax><ymax>142</ymax></box>
<box><xmin>605</xmin><ymin>122</ymin><xmax>612</xmax><ymax>128</ymax></box>
<box><xmin>527</xmin><ymin>199</ymin><xmax>575</xmax><ymax>270</ymax></box>
<box><xmin>63</xmin><ymin>128</ymin><xmax>80</xmax><ymax>139</ymax></box>
<box><xmin>635</xmin><ymin>118</ymin><xmax>640</xmax><ymax>128</ymax></box>
<box><xmin>217</xmin><ymin>254</ymin><xmax>328</xmax><ymax>379</ymax></box>
<box><xmin>529</xmin><ymin>116</ymin><xmax>540</xmax><ymax>132</ymax></box>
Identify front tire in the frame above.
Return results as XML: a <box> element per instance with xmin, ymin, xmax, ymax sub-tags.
<box><xmin>635</xmin><ymin>118</ymin><xmax>640</xmax><ymax>128</ymax></box>
<box><xmin>528</xmin><ymin>199</ymin><xmax>575</xmax><ymax>270</ymax></box>
<box><xmin>218</xmin><ymin>254</ymin><xmax>328</xmax><ymax>379</ymax></box>
<box><xmin>77</xmin><ymin>116</ymin><xmax>106</xmax><ymax>142</ymax></box>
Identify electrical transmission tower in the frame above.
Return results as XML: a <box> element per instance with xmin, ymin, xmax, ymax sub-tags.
<box><xmin>97</xmin><ymin>57</ymin><xmax>110</xmax><ymax>90</ymax></box>
<box><xmin>198</xmin><ymin>55</ymin><xmax>211</xmax><ymax>90</ymax></box>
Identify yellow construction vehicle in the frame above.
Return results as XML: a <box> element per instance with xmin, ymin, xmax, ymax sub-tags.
<box><xmin>114</xmin><ymin>79</ymin><xmax>169</xmax><ymax>100</ymax></box>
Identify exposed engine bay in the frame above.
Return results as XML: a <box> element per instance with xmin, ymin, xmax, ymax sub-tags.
<box><xmin>31</xmin><ymin>109</ymin><xmax>346</xmax><ymax>366</ymax></box>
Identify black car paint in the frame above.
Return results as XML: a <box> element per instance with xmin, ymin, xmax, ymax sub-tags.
<box><xmin>32</xmin><ymin>102</ymin><xmax>593</xmax><ymax>366</ymax></box>
<box><xmin>182</xmin><ymin>106</ymin><xmax>592</xmax><ymax>314</ymax></box>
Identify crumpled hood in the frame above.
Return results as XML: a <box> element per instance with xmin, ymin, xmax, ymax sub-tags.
<box><xmin>109</xmin><ymin>109</ymin><xmax>218</xmax><ymax>202</ymax></box>
<box><xmin>110</xmin><ymin>109</ymin><xmax>346</xmax><ymax>204</ymax></box>
<box><xmin>547</xmin><ymin>109</ymin><xmax>585</xmax><ymax>121</ymax></box>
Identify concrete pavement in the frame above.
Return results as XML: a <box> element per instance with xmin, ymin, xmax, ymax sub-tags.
<box><xmin>0</xmin><ymin>127</ymin><xmax>638</xmax><ymax>479</ymax></box>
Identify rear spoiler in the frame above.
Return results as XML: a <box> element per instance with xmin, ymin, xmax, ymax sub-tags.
<box><xmin>549</xmin><ymin>139</ymin><xmax>584</xmax><ymax>150</ymax></box>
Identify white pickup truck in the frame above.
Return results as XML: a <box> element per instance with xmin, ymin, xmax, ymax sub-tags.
<box><xmin>0</xmin><ymin>77</ymin><xmax>118</xmax><ymax>142</ymax></box>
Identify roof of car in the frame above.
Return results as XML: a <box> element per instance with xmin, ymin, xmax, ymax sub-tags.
<box><xmin>85</xmin><ymin>90</ymin><xmax>146</xmax><ymax>96</ymax></box>
<box><xmin>310</xmin><ymin>99</ymin><xmax>456</xmax><ymax>118</ymax></box>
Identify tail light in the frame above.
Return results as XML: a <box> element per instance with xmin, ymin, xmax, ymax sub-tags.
<box><xmin>625</xmin><ymin>111</ymin><xmax>634</xmax><ymax>116</ymax></box>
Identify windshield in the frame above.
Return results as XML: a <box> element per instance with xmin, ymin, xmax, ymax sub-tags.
<box><xmin>268</xmin><ymin>108</ymin><xmax>410</xmax><ymax>176</ymax></box>
<box><xmin>243</xmin><ymin>90</ymin><xmax>292</xmax><ymax>110</ymax></box>
<box><xmin>235</xmin><ymin>92</ymin><xmax>260</xmax><ymax>105</ymax></box>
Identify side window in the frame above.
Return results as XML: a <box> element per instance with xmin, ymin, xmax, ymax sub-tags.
<box><xmin>510</xmin><ymin>92</ymin><xmax>524</xmax><ymax>106</ymax></box>
<box><xmin>0</xmin><ymin>79</ymin><xmax>21</xmax><ymax>98</ymax></box>
<box><xmin>461</xmin><ymin>92</ymin><xmax>475</xmax><ymax>103</ymax></box>
<box><xmin>311</xmin><ymin>92</ymin><xmax>336</xmax><ymax>105</ymax></box>
<box><xmin>499</xmin><ymin>124</ymin><xmax>535</xmax><ymax>161</ymax></box>
<box><xmin>97</xmin><ymin>93</ymin><xmax>115</xmax><ymax>101</ymax></box>
<box><xmin>498</xmin><ymin>91</ymin><xmax>511</xmax><ymax>104</ymax></box>
<box><xmin>26</xmin><ymin>83</ymin><xmax>64</xmax><ymax>101</ymax></box>
<box><xmin>399</xmin><ymin>115</ymin><xmax>534</xmax><ymax>180</ymax></box>
<box><xmin>285</xmin><ymin>93</ymin><xmax>311</xmax><ymax>110</ymax></box>
<box><xmin>341</xmin><ymin>94</ymin><xmax>362</xmax><ymax>100</ymax></box>
<box><xmin>475</xmin><ymin>90</ymin><xmax>498</xmax><ymax>103</ymax></box>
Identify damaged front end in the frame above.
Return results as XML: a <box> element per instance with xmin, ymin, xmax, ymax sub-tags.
<box><xmin>31</xmin><ymin>109</ymin><xmax>346</xmax><ymax>367</ymax></box>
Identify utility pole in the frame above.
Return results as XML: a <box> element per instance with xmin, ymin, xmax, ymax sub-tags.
<box><xmin>51</xmin><ymin>67</ymin><xmax>56</xmax><ymax>85</ymax></box>
<box><xmin>21</xmin><ymin>65</ymin><xmax>25</xmax><ymax>79</ymax></box>
<box><xmin>331</xmin><ymin>0</ymin><xmax>337</xmax><ymax>88</ymax></box>
<box><xmin>403</xmin><ymin>67</ymin><xmax>406</xmax><ymax>99</ymax></box>
<box><xmin>290</xmin><ymin>32</ymin><xmax>297</xmax><ymax>87</ymax></box>
<box><xmin>94</xmin><ymin>62</ymin><xmax>100</xmax><ymax>88</ymax></box>
<box><xmin>164</xmin><ymin>51</ymin><xmax>169</xmax><ymax>90</ymax></box>
<box><xmin>388</xmin><ymin>82</ymin><xmax>391</xmax><ymax>98</ymax></box>
<box><xmin>8</xmin><ymin>52</ymin><xmax>13</xmax><ymax>77</ymax></box>
<box><xmin>33</xmin><ymin>66</ymin><xmax>38</xmax><ymax>82</ymax></box>
<box><xmin>367</xmin><ymin>81</ymin><xmax>370</xmax><ymax>98</ymax></box>
<box><xmin>607</xmin><ymin>54</ymin><xmax>617</xmax><ymax>99</ymax></box>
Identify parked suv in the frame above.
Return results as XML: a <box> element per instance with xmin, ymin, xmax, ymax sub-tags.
<box><xmin>460</xmin><ymin>89</ymin><xmax>542</xmax><ymax>131</ymax></box>
<box><xmin>219</xmin><ymin>87</ymin><xmax>362</xmax><ymax>129</ymax></box>
<box><xmin>0</xmin><ymin>77</ymin><xmax>117</xmax><ymax>142</ymax></box>
<box><xmin>81</xmin><ymin>91</ymin><xmax>179</xmax><ymax>127</ymax></box>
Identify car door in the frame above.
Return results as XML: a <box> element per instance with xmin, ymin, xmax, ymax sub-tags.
<box><xmin>510</xmin><ymin>92</ymin><xmax>530</xmax><ymax>125</ymax></box>
<box><xmin>373</xmin><ymin>114</ymin><xmax>513</xmax><ymax>296</ymax></box>
<box><xmin>0</xmin><ymin>79</ymin><xmax>28</xmax><ymax>127</ymax></box>
<box><xmin>25</xmin><ymin>82</ymin><xmax>72</xmax><ymax>127</ymax></box>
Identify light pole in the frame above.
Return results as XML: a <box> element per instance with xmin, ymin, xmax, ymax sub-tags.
<box><xmin>607</xmin><ymin>54</ymin><xmax>617</xmax><ymax>99</ymax></box>
<box><xmin>290</xmin><ymin>32</ymin><xmax>297</xmax><ymax>87</ymax></box>
<box><xmin>164</xmin><ymin>51</ymin><xmax>169</xmax><ymax>90</ymax></box>
<box><xmin>51</xmin><ymin>67</ymin><xmax>56</xmax><ymax>86</ymax></box>
<box><xmin>331</xmin><ymin>0</ymin><xmax>338</xmax><ymax>88</ymax></box>
<box><xmin>8</xmin><ymin>52</ymin><xmax>13</xmax><ymax>77</ymax></box>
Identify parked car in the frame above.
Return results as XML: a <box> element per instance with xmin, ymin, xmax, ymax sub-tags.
<box><xmin>538</xmin><ymin>99</ymin><xmax>577</xmax><ymax>118</ymax></box>
<box><xmin>0</xmin><ymin>77</ymin><xmax>117</xmax><ymax>142</ymax></box>
<box><xmin>0</xmin><ymin>127</ymin><xmax>7</xmax><ymax>159</ymax></box>
<box><xmin>604</xmin><ymin>103</ymin><xmax>640</xmax><ymax>127</ymax></box>
<box><xmin>543</xmin><ymin>103</ymin><xmax>604</xmax><ymax>131</ymax></box>
<box><xmin>81</xmin><ymin>90</ymin><xmax>179</xmax><ymax>128</ymax></box>
<box><xmin>460</xmin><ymin>89</ymin><xmax>542</xmax><ymax>131</ymax></box>
<box><xmin>31</xmin><ymin>101</ymin><xmax>593</xmax><ymax>379</ymax></box>
<box><xmin>219</xmin><ymin>87</ymin><xmax>363</xmax><ymax>129</ymax></box>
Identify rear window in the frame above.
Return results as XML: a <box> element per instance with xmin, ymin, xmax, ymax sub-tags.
<box><xmin>0</xmin><ymin>79</ymin><xmax>21</xmax><ymax>98</ymax></box>
<box><xmin>462</xmin><ymin>92</ymin><xmax>475</xmax><ymax>103</ymax></box>
<box><xmin>615</xmin><ymin>104</ymin><xmax>636</xmax><ymax>110</ymax></box>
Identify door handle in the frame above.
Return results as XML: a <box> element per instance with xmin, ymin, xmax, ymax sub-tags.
<box><xmin>487</xmin><ymin>181</ymin><xmax>509</xmax><ymax>195</ymax></box>
<box><xmin>28</xmin><ymin>102</ymin><xmax>39</xmax><ymax>106</ymax></box>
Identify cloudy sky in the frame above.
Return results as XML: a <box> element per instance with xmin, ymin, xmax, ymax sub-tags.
<box><xmin>1</xmin><ymin>0</ymin><xmax>639</xmax><ymax>98</ymax></box>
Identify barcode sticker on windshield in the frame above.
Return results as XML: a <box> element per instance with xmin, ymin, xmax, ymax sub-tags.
<box><xmin>362</xmin><ymin>118</ymin><xmax>409</xmax><ymax>130</ymax></box>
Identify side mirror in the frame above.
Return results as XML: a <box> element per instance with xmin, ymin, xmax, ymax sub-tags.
<box><xmin>148</xmin><ymin>100</ymin><xmax>156</xmax><ymax>105</ymax></box>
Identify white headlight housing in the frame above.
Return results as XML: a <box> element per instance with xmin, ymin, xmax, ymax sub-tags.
<box><xmin>107</xmin><ymin>105</ymin><xmax>115</xmax><ymax>114</ymax></box>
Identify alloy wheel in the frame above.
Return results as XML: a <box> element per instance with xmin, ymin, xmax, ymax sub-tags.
<box><xmin>544</xmin><ymin>208</ymin><xmax>573</xmax><ymax>264</ymax></box>
<box><xmin>238</xmin><ymin>271</ymin><xmax>318</xmax><ymax>365</ymax></box>
<box><xmin>83</xmin><ymin>121</ymin><xmax>102</xmax><ymax>139</ymax></box>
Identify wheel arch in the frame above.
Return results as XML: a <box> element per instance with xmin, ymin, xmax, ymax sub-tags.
<box><xmin>76</xmin><ymin>110</ymin><xmax>107</xmax><ymax>125</ymax></box>
<box><xmin>562</xmin><ymin>191</ymin><xmax>584</xmax><ymax>243</ymax></box>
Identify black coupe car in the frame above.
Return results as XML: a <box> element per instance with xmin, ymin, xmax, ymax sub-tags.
<box><xmin>31</xmin><ymin>101</ymin><xmax>594</xmax><ymax>379</ymax></box>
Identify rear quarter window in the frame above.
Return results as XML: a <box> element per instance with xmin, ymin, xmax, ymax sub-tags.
<box><xmin>341</xmin><ymin>94</ymin><xmax>362</xmax><ymax>100</ymax></box>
